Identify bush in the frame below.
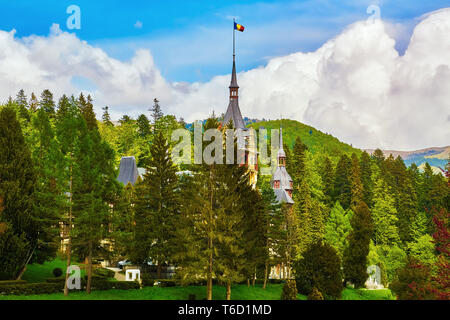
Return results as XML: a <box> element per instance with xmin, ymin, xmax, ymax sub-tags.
<box><xmin>141</xmin><ymin>274</ymin><xmax>154</xmax><ymax>287</ymax></box>
<box><xmin>0</xmin><ymin>282</ymin><xmax>63</xmax><ymax>295</ymax></box>
<box><xmin>156</xmin><ymin>279</ymin><xmax>177</xmax><ymax>287</ymax></box>
<box><xmin>46</xmin><ymin>277</ymin><xmax>65</xmax><ymax>283</ymax></box>
<box><xmin>390</xmin><ymin>258</ymin><xmax>435</xmax><ymax>300</ymax></box>
<box><xmin>281</xmin><ymin>280</ymin><xmax>298</xmax><ymax>300</ymax></box>
<box><xmin>294</xmin><ymin>241</ymin><xmax>343</xmax><ymax>299</ymax></box>
<box><xmin>307</xmin><ymin>287</ymin><xmax>324</xmax><ymax>300</ymax></box>
<box><xmin>53</xmin><ymin>267</ymin><xmax>63</xmax><ymax>278</ymax></box>
<box><xmin>0</xmin><ymin>280</ymin><xmax>26</xmax><ymax>286</ymax></box>
<box><xmin>93</xmin><ymin>268</ymin><xmax>115</xmax><ymax>279</ymax></box>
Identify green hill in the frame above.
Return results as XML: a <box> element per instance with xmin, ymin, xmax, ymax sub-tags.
<box><xmin>248</xmin><ymin>119</ymin><xmax>361</xmax><ymax>157</ymax></box>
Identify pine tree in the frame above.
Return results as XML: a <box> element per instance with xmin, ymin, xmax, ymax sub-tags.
<box><xmin>54</xmin><ymin>97</ymin><xmax>83</xmax><ymax>296</ymax></box>
<box><xmin>29</xmin><ymin>108</ymin><xmax>65</xmax><ymax>263</ymax></box>
<box><xmin>78</xmin><ymin>94</ymin><xmax>98</xmax><ymax>130</ymax></box>
<box><xmin>371</xmin><ymin>177</ymin><xmax>400</xmax><ymax>246</ymax></box>
<box><xmin>56</xmin><ymin>95</ymin><xmax>70</xmax><ymax>122</ymax></box>
<box><xmin>102</xmin><ymin>106</ymin><xmax>113</xmax><ymax>126</ymax></box>
<box><xmin>324</xmin><ymin>201</ymin><xmax>352</xmax><ymax>258</ymax></box>
<box><xmin>39</xmin><ymin>89</ymin><xmax>56</xmax><ymax>117</ymax></box>
<box><xmin>136</xmin><ymin>114</ymin><xmax>151</xmax><ymax>137</ymax></box>
<box><xmin>71</xmin><ymin>111</ymin><xmax>118</xmax><ymax>294</ymax></box>
<box><xmin>333</xmin><ymin>154</ymin><xmax>352</xmax><ymax>210</ymax></box>
<box><xmin>15</xmin><ymin>89</ymin><xmax>30</xmax><ymax>122</ymax></box>
<box><xmin>260</xmin><ymin>181</ymin><xmax>283</xmax><ymax>288</ymax></box>
<box><xmin>372</xmin><ymin>148</ymin><xmax>385</xmax><ymax>167</ymax></box>
<box><xmin>28</xmin><ymin>92</ymin><xmax>39</xmax><ymax>113</ymax></box>
<box><xmin>119</xmin><ymin>114</ymin><xmax>132</xmax><ymax>125</ymax></box>
<box><xmin>150</xmin><ymin>98</ymin><xmax>163</xmax><ymax>126</ymax></box>
<box><xmin>320</xmin><ymin>156</ymin><xmax>334</xmax><ymax>208</ymax></box>
<box><xmin>343</xmin><ymin>201</ymin><xmax>373</xmax><ymax>288</ymax></box>
<box><xmin>0</xmin><ymin>106</ymin><xmax>38</xmax><ymax>279</ymax></box>
<box><xmin>295</xmin><ymin>178</ymin><xmax>324</xmax><ymax>257</ymax></box>
<box><xmin>360</xmin><ymin>151</ymin><xmax>373</xmax><ymax>207</ymax></box>
<box><xmin>132</xmin><ymin>129</ymin><xmax>179</xmax><ymax>277</ymax></box>
<box><xmin>349</xmin><ymin>153</ymin><xmax>363</xmax><ymax>210</ymax></box>
<box><xmin>291</xmin><ymin>137</ymin><xmax>307</xmax><ymax>188</ymax></box>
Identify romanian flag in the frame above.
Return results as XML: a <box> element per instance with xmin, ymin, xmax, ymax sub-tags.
<box><xmin>234</xmin><ymin>22</ymin><xmax>245</xmax><ymax>32</ymax></box>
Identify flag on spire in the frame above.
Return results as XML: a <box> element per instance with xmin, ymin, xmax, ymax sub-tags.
<box><xmin>234</xmin><ymin>22</ymin><xmax>245</xmax><ymax>32</ymax></box>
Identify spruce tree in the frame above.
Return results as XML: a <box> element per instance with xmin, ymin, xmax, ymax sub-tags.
<box><xmin>15</xmin><ymin>89</ymin><xmax>30</xmax><ymax>122</ymax></box>
<box><xmin>260</xmin><ymin>181</ymin><xmax>283</xmax><ymax>288</ymax></box>
<box><xmin>324</xmin><ymin>201</ymin><xmax>352</xmax><ymax>258</ymax></box>
<box><xmin>349</xmin><ymin>153</ymin><xmax>364</xmax><ymax>210</ymax></box>
<box><xmin>333</xmin><ymin>154</ymin><xmax>352</xmax><ymax>210</ymax></box>
<box><xmin>360</xmin><ymin>151</ymin><xmax>373</xmax><ymax>207</ymax></box>
<box><xmin>102</xmin><ymin>106</ymin><xmax>113</xmax><ymax>126</ymax></box>
<box><xmin>132</xmin><ymin>129</ymin><xmax>179</xmax><ymax>277</ymax></box>
<box><xmin>320</xmin><ymin>156</ymin><xmax>334</xmax><ymax>208</ymax></box>
<box><xmin>371</xmin><ymin>178</ymin><xmax>400</xmax><ymax>246</ymax></box>
<box><xmin>29</xmin><ymin>108</ymin><xmax>65</xmax><ymax>263</ymax></box>
<box><xmin>136</xmin><ymin>114</ymin><xmax>151</xmax><ymax>138</ymax></box>
<box><xmin>28</xmin><ymin>92</ymin><xmax>38</xmax><ymax>113</ymax></box>
<box><xmin>291</xmin><ymin>136</ymin><xmax>307</xmax><ymax>188</ymax></box>
<box><xmin>39</xmin><ymin>89</ymin><xmax>56</xmax><ymax>117</ymax></box>
<box><xmin>343</xmin><ymin>201</ymin><xmax>373</xmax><ymax>288</ymax></box>
<box><xmin>71</xmin><ymin>110</ymin><xmax>118</xmax><ymax>294</ymax></box>
<box><xmin>150</xmin><ymin>98</ymin><xmax>163</xmax><ymax>126</ymax></box>
<box><xmin>0</xmin><ymin>106</ymin><xmax>38</xmax><ymax>279</ymax></box>
<box><xmin>55</xmin><ymin>98</ymin><xmax>83</xmax><ymax>296</ymax></box>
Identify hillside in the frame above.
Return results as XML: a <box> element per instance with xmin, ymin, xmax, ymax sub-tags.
<box><xmin>365</xmin><ymin>146</ymin><xmax>449</xmax><ymax>171</ymax></box>
<box><xmin>248</xmin><ymin>119</ymin><xmax>361</xmax><ymax>157</ymax></box>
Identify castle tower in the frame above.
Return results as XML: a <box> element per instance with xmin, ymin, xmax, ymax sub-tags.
<box><xmin>221</xmin><ymin>22</ymin><xmax>257</xmax><ymax>187</ymax></box>
<box><xmin>271</xmin><ymin>126</ymin><xmax>294</xmax><ymax>204</ymax></box>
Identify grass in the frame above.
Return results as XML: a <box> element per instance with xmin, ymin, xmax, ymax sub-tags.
<box><xmin>341</xmin><ymin>288</ymin><xmax>394</xmax><ymax>300</ymax></box>
<box><xmin>0</xmin><ymin>284</ymin><xmax>394</xmax><ymax>300</ymax></box>
<box><xmin>10</xmin><ymin>259</ymin><xmax>393</xmax><ymax>300</ymax></box>
<box><xmin>21</xmin><ymin>257</ymin><xmax>86</xmax><ymax>283</ymax></box>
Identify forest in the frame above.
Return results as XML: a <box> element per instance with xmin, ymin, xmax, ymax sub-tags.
<box><xmin>0</xmin><ymin>89</ymin><xmax>449</xmax><ymax>300</ymax></box>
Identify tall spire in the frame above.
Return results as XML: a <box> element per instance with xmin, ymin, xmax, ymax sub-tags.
<box><xmin>222</xmin><ymin>18</ymin><xmax>244</xmax><ymax>129</ymax></box>
<box><xmin>277</xmin><ymin>120</ymin><xmax>286</xmax><ymax>165</ymax></box>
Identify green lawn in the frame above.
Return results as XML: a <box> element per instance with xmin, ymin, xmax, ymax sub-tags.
<box><xmin>0</xmin><ymin>284</ymin><xmax>394</xmax><ymax>300</ymax></box>
<box><xmin>21</xmin><ymin>257</ymin><xmax>85</xmax><ymax>283</ymax></box>
<box><xmin>8</xmin><ymin>258</ymin><xmax>393</xmax><ymax>300</ymax></box>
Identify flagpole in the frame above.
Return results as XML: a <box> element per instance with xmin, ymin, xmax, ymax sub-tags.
<box><xmin>233</xmin><ymin>18</ymin><xmax>236</xmax><ymax>59</ymax></box>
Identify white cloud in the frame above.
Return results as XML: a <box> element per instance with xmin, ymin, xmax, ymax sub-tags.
<box><xmin>0</xmin><ymin>10</ymin><xmax>449</xmax><ymax>150</ymax></box>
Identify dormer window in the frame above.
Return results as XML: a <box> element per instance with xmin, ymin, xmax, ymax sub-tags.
<box><xmin>279</xmin><ymin>157</ymin><xmax>285</xmax><ymax>166</ymax></box>
<box><xmin>274</xmin><ymin>180</ymin><xmax>280</xmax><ymax>189</ymax></box>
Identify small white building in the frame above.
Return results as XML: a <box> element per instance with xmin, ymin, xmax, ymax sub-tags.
<box><xmin>125</xmin><ymin>269</ymin><xmax>141</xmax><ymax>282</ymax></box>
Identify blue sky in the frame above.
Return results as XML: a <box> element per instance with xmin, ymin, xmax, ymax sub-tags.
<box><xmin>1</xmin><ymin>0</ymin><xmax>449</xmax><ymax>82</ymax></box>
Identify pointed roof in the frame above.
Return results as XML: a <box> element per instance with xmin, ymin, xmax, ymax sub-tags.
<box><xmin>223</xmin><ymin>99</ymin><xmax>245</xmax><ymax>129</ymax></box>
<box><xmin>229</xmin><ymin>58</ymin><xmax>239</xmax><ymax>89</ymax></box>
<box><xmin>222</xmin><ymin>55</ymin><xmax>245</xmax><ymax>129</ymax></box>
<box><xmin>117</xmin><ymin>156</ymin><xmax>139</xmax><ymax>186</ymax></box>
<box><xmin>277</xmin><ymin>127</ymin><xmax>286</xmax><ymax>158</ymax></box>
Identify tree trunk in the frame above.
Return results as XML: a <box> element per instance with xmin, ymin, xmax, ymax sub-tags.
<box><xmin>247</xmin><ymin>278</ymin><xmax>250</xmax><ymax>287</ymax></box>
<box><xmin>207</xmin><ymin>234</ymin><xmax>213</xmax><ymax>300</ymax></box>
<box><xmin>157</xmin><ymin>263</ymin><xmax>161</xmax><ymax>279</ymax></box>
<box><xmin>206</xmin><ymin>170</ymin><xmax>214</xmax><ymax>301</ymax></box>
<box><xmin>86</xmin><ymin>241</ymin><xmax>93</xmax><ymax>294</ymax></box>
<box><xmin>16</xmin><ymin>247</ymin><xmax>35</xmax><ymax>280</ymax></box>
<box><xmin>226</xmin><ymin>281</ymin><xmax>231</xmax><ymax>300</ymax></box>
<box><xmin>64</xmin><ymin>162</ymin><xmax>73</xmax><ymax>296</ymax></box>
<box><xmin>252</xmin><ymin>266</ymin><xmax>256</xmax><ymax>286</ymax></box>
<box><xmin>263</xmin><ymin>259</ymin><xmax>269</xmax><ymax>289</ymax></box>
<box><xmin>64</xmin><ymin>244</ymin><xmax>72</xmax><ymax>296</ymax></box>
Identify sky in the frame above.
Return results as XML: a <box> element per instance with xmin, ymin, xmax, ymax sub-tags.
<box><xmin>0</xmin><ymin>0</ymin><xmax>449</xmax><ymax>150</ymax></box>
